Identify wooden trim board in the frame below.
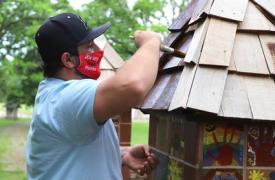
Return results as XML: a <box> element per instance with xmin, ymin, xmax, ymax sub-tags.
<box><xmin>244</xmin><ymin>75</ymin><xmax>275</xmax><ymax>120</ymax></box>
<box><xmin>169</xmin><ymin>64</ymin><xmax>198</xmax><ymax>111</ymax></box>
<box><xmin>189</xmin><ymin>0</ymin><xmax>214</xmax><ymax>25</ymax></box>
<box><xmin>218</xmin><ymin>74</ymin><xmax>252</xmax><ymax>119</ymax></box>
<box><xmin>252</xmin><ymin>0</ymin><xmax>275</xmax><ymax>18</ymax></box>
<box><xmin>238</xmin><ymin>1</ymin><xmax>275</xmax><ymax>32</ymax></box>
<box><xmin>233</xmin><ymin>33</ymin><xmax>269</xmax><ymax>75</ymax></box>
<box><xmin>259</xmin><ymin>34</ymin><xmax>275</xmax><ymax>75</ymax></box>
<box><xmin>185</xmin><ymin>18</ymin><xmax>210</xmax><ymax>64</ymax></box>
<box><xmin>199</xmin><ymin>17</ymin><xmax>237</xmax><ymax>66</ymax></box>
<box><xmin>187</xmin><ymin>66</ymin><xmax>228</xmax><ymax>114</ymax></box>
<box><xmin>210</xmin><ymin>0</ymin><xmax>248</xmax><ymax>21</ymax></box>
<box><xmin>104</xmin><ymin>43</ymin><xmax>124</xmax><ymax>68</ymax></box>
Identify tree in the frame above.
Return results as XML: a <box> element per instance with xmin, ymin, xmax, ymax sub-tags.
<box><xmin>80</xmin><ymin>0</ymin><xmax>187</xmax><ymax>59</ymax></box>
<box><xmin>0</xmin><ymin>0</ymin><xmax>75</xmax><ymax>119</ymax></box>
<box><xmin>0</xmin><ymin>0</ymin><xmax>187</xmax><ymax>119</ymax></box>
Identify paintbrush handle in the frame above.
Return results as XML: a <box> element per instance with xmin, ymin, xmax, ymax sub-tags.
<box><xmin>130</xmin><ymin>35</ymin><xmax>185</xmax><ymax>58</ymax></box>
<box><xmin>161</xmin><ymin>45</ymin><xmax>186</xmax><ymax>58</ymax></box>
<box><xmin>160</xmin><ymin>44</ymin><xmax>175</xmax><ymax>54</ymax></box>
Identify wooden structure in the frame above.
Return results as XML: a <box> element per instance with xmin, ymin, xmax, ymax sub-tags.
<box><xmin>95</xmin><ymin>36</ymin><xmax>132</xmax><ymax>179</ymax></box>
<box><xmin>139</xmin><ymin>0</ymin><xmax>275</xmax><ymax>179</ymax></box>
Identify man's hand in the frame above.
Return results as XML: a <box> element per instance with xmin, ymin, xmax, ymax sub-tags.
<box><xmin>134</xmin><ymin>31</ymin><xmax>161</xmax><ymax>49</ymax></box>
<box><xmin>122</xmin><ymin>145</ymin><xmax>158</xmax><ymax>176</ymax></box>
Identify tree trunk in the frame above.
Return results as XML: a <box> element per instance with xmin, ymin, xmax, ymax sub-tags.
<box><xmin>6</xmin><ymin>103</ymin><xmax>18</xmax><ymax>119</ymax></box>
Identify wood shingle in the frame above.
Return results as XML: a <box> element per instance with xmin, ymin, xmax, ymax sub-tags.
<box><xmin>140</xmin><ymin>0</ymin><xmax>275</xmax><ymax>121</ymax></box>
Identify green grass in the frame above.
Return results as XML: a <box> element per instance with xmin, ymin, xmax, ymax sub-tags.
<box><xmin>0</xmin><ymin>119</ymin><xmax>29</xmax><ymax>180</ymax></box>
<box><xmin>0</xmin><ymin>136</ymin><xmax>24</xmax><ymax>180</ymax></box>
<box><xmin>0</xmin><ymin>118</ymin><xmax>31</xmax><ymax>127</ymax></box>
<box><xmin>0</xmin><ymin>135</ymin><xmax>11</xmax><ymax>161</ymax></box>
<box><xmin>131</xmin><ymin>121</ymin><xmax>149</xmax><ymax>145</ymax></box>
<box><xmin>0</xmin><ymin>170</ymin><xmax>26</xmax><ymax>180</ymax></box>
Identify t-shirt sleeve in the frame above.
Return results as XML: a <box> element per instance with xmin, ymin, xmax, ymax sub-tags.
<box><xmin>53</xmin><ymin>79</ymin><xmax>101</xmax><ymax>143</ymax></box>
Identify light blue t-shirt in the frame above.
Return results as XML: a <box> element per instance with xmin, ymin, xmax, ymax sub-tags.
<box><xmin>26</xmin><ymin>78</ymin><xmax>122</xmax><ymax>180</ymax></box>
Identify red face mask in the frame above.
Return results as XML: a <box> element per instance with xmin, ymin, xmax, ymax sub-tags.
<box><xmin>77</xmin><ymin>51</ymin><xmax>104</xmax><ymax>79</ymax></box>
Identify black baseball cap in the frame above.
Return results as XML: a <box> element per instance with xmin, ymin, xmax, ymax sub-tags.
<box><xmin>35</xmin><ymin>13</ymin><xmax>111</xmax><ymax>63</ymax></box>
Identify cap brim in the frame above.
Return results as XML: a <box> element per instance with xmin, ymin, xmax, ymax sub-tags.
<box><xmin>79</xmin><ymin>23</ymin><xmax>111</xmax><ymax>45</ymax></box>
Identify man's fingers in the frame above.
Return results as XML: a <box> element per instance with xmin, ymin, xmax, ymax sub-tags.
<box><xmin>137</xmin><ymin>168</ymin><xmax>145</xmax><ymax>176</ymax></box>
<box><xmin>147</xmin><ymin>156</ymin><xmax>157</xmax><ymax>169</ymax></box>
<box><xmin>149</xmin><ymin>153</ymin><xmax>159</xmax><ymax>164</ymax></box>
<box><xmin>143</xmin><ymin>146</ymin><xmax>151</xmax><ymax>157</ymax></box>
<box><xmin>144</xmin><ymin>161</ymin><xmax>152</xmax><ymax>173</ymax></box>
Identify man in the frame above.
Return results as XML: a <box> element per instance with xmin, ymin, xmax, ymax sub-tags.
<box><xmin>26</xmin><ymin>13</ymin><xmax>161</xmax><ymax>180</ymax></box>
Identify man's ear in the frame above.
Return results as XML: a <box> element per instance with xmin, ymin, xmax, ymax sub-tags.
<box><xmin>61</xmin><ymin>52</ymin><xmax>77</xmax><ymax>69</ymax></box>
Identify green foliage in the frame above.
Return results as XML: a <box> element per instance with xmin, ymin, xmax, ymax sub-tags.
<box><xmin>80</xmin><ymin>0</ymin><xmax>138</xmax><ymax>59</ymax></box>
<box><xmin>0</xmin><ymin>0</ymin><xmax>188</xmax><ymax>111</ymax></box>
<box><xmin>0</xmin><ymin>0</ymin><xmax>75</xmax><ymax>109</ymax></box>
<box><xmin>0</xmin><ymin>171</ymin><xmax>26</xmax><ymax>180</ymax></box>
<box><xmin>81</xmin><ymin>0</ymin><xmax>187</xmax><ymax>59</ymax></box>
<box><xmin>0</xmin><ymin>118</ymin><xmax>31</xmax><ymax>127</ymax></box>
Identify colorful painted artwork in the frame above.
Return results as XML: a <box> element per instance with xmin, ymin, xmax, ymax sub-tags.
<box><xmin>168</xmin><ymin>158</ymin><xmax>184</xmax><ymax>180</ymax></box>
<box><xmin>169</xmin><ymin>117</ymin><xmax>185</xmax><ymax>159</ymax></box>
<box><xmin>203</xmin><ymin>169</ymin><xmax>242</xmax><ymax>180</ymax></box>
<box><xmin>203</xmin><ymin>123</ymin><xmax>244</xmax><ymax>166</ymax></box>
<box><xmin>247</xmin><ymin>124</ymin><xmax>275</xmax><ymax>167</ymax></box>
<box><xmin>247</xmin><ymin>170</ymin><xmax>275</xmax><ymax>180</ymax></box>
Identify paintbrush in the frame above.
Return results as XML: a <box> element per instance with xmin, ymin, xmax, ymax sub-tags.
<box><xmin>129</xmin><ymin>35</ymin><xmax>186</xmax><ymax>58</ymax></box>
<box><xmin>159</xmin><ymin>44</ymin><xmax>186</xmax><ymax>58</ymax></box>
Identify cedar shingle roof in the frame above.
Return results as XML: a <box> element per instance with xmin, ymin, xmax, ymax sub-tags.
<box><xmin>95</xmin><ymin>35</ymin><xmax>124</xmax><ymax>80</ymax></box>
<box><xmin>140</xmin><ymin>0</ymin><xmax>275</xmax><ymax>121</ymax></box>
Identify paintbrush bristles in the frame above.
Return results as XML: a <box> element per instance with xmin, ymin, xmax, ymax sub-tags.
<box><xmin>173</xmin><ymin>49</ymin><xmax>186</xmax><ymax>58</ymax></box>
<box><xmin>160</xmin><ymin>45</ymin><xmax>186</xmax><ymax>58</ymax></box>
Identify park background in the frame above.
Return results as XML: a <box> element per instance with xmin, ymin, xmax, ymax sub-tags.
<box><xmin>0</xmin><ymin>0</ymin><xmax>188</xmax><ymax>179</ymax></box>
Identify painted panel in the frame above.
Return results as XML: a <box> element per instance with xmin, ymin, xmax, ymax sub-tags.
<box><xmin>168</xmin><ymin>117</ymin><xmax>185</xmax><ymax>159</ymax></box>
<box><xmin>168</xmin><ymin>158</ymin><xmax>184</xmax><ymax>180</ymax></box>
<box><xmin>156</xmin><ymin>116</ymin><xmax>170</xmax><ymax>153</ymax></box>
<box><xmin>203</xmin><ymin>169</ymin><xmax>243</xmax><ymax>180</ymax></box>
<box><xmin>203</xmin><ymin>123</ymin><xmax>244</xmax><ymax>166</ymax></box>
<box><xmin>151</xmin><ymin>149</ymin><xmax>168</xmax><ymax>180</ymax></box>
<box><xmin>149</xmin><ymin>115</ymin><xmax>159</xmax><ymax>147</ymax></box>
<box><xmin>183</xmin><ymin>164</ymin><xmax>196</xmax><ymax>180</ymax></box>
<box><xmin>247</xmin><ymin>124</ymin><xmax>275</xmax><ymax>166</ymax></box>
<box><xmin>247</xmin><ymin>170</ymin><xmax>275</xmax><ymax>180</ymax></box>
<box><xmin>184</xmin><ymin>117</ymin><xmax>198</xmax><ymax>164</ymax></box>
